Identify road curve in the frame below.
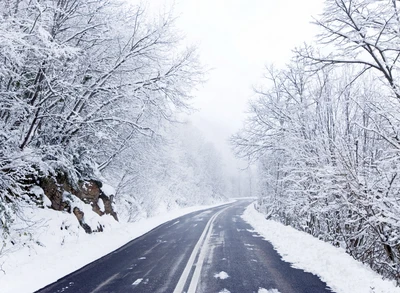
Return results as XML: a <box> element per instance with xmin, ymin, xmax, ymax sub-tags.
<box><xmin>35</xmin><ymin>201</ymin><xmax>332</xmax><ymax>293</ymax></box>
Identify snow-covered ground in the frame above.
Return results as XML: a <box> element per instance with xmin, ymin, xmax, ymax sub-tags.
<box><xmin>0</xmin><ymin>200</ymin><xmax>234</xmax><ymax>293</ymax></box>
<box><xmin>242</xmin><ymin>203</ymin><xmax>400</xmax><ymax>293</ymax></box>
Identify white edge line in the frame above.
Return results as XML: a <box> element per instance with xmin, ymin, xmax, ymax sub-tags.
<box><xmin>172</xmin><ymin>206</ymin><xmax>230</xmax><ymax>293</ymax></box>
<box><xmin>186</xmin><ymin>207</ymin><xmax>230</xmax><ymax>293</ymax></box>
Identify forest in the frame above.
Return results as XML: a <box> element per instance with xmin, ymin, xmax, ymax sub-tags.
<box><xmin>233</xmin><ymin>0</ymin><xmax>400</xmax><ymax>282</ymax></box>
<box><xmin>0</xmin><ymin>0</ymin><xmax>228</xmax><ymax>260</ymax></box>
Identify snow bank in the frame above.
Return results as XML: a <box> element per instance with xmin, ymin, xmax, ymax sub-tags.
<box><xmin>0</xmin><ymin>200</ymin><xmax>234</xmax><ymax>293</ymax></box>
<box><xmin>242</xmin><ymin>203</ymin><xmax>400</xmax><ymax>293</ymax></box>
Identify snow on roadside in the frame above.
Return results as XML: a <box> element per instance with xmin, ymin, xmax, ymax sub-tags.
<box><xmin>0</xmin><ymin>200</ymin><xmax>235</xmax><ymax>293</ymax></box>
<box><xmin>242</xmin><ymin>203</ymin><xmax>400</xmax><ymax>293</ymax></box>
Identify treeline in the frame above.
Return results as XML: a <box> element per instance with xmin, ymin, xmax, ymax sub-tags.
<box><xmin>107</xmin><ymin>123</ymin><xmax>227</xmax><ymax>221</ymax></box>
<box><xmin>0</xmin><ymin>0</ymin><xmax>226</xmax><ymax>251</ymax></box>
<box><xmin>233</xmin><ymin>0</ymin><xmax>400</xmax><ymax>282</ymax></box>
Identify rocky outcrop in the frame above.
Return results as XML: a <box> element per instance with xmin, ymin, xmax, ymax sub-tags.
<box><xmin>99</xmin><ymin>193</ymin><xmax>118</xmax><ymax>221</ymax></box>
<box><xmin>39</xmin><ymin>175</ymin><xmax>71</xmax><ymax>212</ymax></box>
<box><xmin>76</xmin><ymin>180</ymin><xmax>102</xmax><ymax>204</ymax></box>
<box><xmin>72</xmin><ymin>207</ymin><xmax>92</xmax><ymax>233</ymax></box>
<box><xmin>76</xmin><ymin>180</ymin><xmax>119</xmax><ymax>221</ymax></box>
<box><xmin>38</xmin><ymin>173</ymin><xmax>118</xmax><ymax>233</ymax></box>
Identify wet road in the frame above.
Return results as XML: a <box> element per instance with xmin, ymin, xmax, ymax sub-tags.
<box><xmin>36</xmin><ymin>201</ymin><xmax>332</xmax><ymax>293</ymax></box>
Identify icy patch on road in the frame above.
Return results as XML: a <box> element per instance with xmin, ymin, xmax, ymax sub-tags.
<box><xmin>214</xmin><ymin>271</ymin><xmax>229</xmax><ymax>279</ymax></box>
<box><xmin>132</xmin><ymin>278</ymin><xmax>143</xmax><ymax>286</ymax></box>
<box><xmin>258</xmin><ymin>289</ymin><xmax>280</xmax><ymax>293</ymax></box>
<box><xmin>243</xmin><ymin>203</ymin><xmax>400</xmax><ymax>293</ymax></box>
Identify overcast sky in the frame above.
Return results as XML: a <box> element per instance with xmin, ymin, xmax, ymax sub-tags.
<box><xmin>147</xmin><ymin>0</ymin><xmax>324</xmax><ymax>170</ymax></box>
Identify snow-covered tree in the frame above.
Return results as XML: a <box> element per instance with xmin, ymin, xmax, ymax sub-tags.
<box><xmin>0</xmin><ymin>0</ymin><xmax>209</xmax><ymax>252</ymax></box>
<box><xmin>297</xmin><ymin>0</ymin><xmax>400</xmax><ymax>99</ymax></box>
<box><xmin>233</xmin><ymin>0</ymin><xmax>400</xmax><ymax>282</ymax></box>
<box><xmin>233</xmin><ymin>60</ymin><xmax>400</xmax><ymax>281</ymax></box>
<box><xmin>105</xmin><ymin>123</ymin><xmax>227</xmax><ymax>221</ymax></box>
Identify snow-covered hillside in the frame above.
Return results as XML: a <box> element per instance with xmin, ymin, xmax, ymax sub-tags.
<box><xmin>0</xmin><ymin>0</ymin><xmax>229</xmax><ymax>280</ymax></box>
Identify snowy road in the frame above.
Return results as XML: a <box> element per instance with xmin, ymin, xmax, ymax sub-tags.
<box><xmin>35</xmin><ymin>201</ymin><xmax>332</xmax><ymax>293</ymax></box>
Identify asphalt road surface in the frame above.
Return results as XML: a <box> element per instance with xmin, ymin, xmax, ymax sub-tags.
<box><xmin>36</xmin><ymin>201</ymin><xmax>333</xmax><ymax>293</ymax></box>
